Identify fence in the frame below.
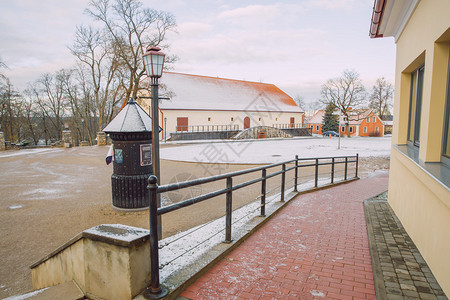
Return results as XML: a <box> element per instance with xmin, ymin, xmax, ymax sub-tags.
<box><xmin>145</xmin><ymin>154</ymin><xmax>359</xmax><ymax>296</ymax></box>
<box><xmin>273</xmin><ymin>123</ymin><xmax>304</xmax><ymax>129</ymax></box>
<box><xmin>176</xmin><ymin>124</ymin><xmax>240</xmax><ymax>132</ymax></box>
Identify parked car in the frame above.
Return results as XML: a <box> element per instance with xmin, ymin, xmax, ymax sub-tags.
<box><xmin>322</xmin><ymin>131</ymin><xmax>339</xmax><ymax>137</ymax></box>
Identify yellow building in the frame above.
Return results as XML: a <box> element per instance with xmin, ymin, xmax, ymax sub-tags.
<box><xmin>138</xmin><ymin>72</ymin><xmax>304</xmax><ymax>140</ymax></box>
<box><xmin>370</xmin><ymin>0</ymin><xmax>450</xmax><ymax>295</ymax></box>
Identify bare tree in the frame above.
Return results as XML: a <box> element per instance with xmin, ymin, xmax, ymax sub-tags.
<box><xmin>369</xmin><ymin>77</ymin><xmax>393</xmax><ymax>118</ymax></box>
<box><xmin>293</xmin><ymin>95</ymin><xmax>305</xmax><ymax>110</ymax></box>
<box><xmin>34</xmin><ymin>72</ymin><xmax>68</xmax><ymax>140</ymax></box>
<box><xmin>85</xmin><ymin>0</ymin><xmax>177</xmax><ymax>107</ymax></box>
<box><xmin>320</xmin><ymin>70</ymin><xmax>366</xmax><ymax>137</ymax></box>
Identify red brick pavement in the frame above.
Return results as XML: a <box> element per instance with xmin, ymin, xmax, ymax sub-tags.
<box><xmin>181</xmin><ymin>172</ymin><xmax>389</xmax><ymax>300</ymax></box>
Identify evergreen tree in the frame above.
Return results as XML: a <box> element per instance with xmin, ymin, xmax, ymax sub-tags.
<box><xmin>322</xmin><ymin>103</ymin><xmax>339</xmax><ymax>132</ymax></box>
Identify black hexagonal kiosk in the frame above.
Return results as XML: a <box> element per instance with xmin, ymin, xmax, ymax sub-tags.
<box><xmin>103</xmin><ymin>98</ymin><xmax>160</xmax><ymax>210</ymax></box>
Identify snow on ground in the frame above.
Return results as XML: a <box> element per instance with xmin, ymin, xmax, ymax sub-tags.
<box><xmin>161</xmin><ymin>136</ymin><xmax>391</xmax><ymax>164</ymax></box>
<box><xmin>0</xmin><ymin>148</ymin><xmax>63</xmax><ymax>158</ymax></box>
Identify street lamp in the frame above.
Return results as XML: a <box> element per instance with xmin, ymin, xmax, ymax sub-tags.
<box><xmin>142</xmin><ymin>46</ymin><xmax>167</xmax><ymax>299</ymax></box>
<box><xmin>81</xmin><ymin>118</ymin><xmax>85</xmax><ymax>142</ymax></box>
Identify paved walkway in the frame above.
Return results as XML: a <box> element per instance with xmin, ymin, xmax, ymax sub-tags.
<box><xmin>365</xmin><ymin>193</ymin><xmax>447</xmax><ymax>299</ymax></box>
<box><xmin>180</xmin><ymin>172</ymin><xmax>389</xmax><ymax>299</ymax></box>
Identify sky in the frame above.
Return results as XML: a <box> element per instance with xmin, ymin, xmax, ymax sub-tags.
<box><xmin>0</xmin><ymin>0</ymin><xmax>396</xmax><ymax>105</ymax></box>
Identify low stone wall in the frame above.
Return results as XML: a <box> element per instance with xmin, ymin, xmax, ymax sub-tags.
<box><xmin>280</xmin><ymin>127</ymin><xmax>312</xmax><ymax>137</ymax></box>
<box><xmin>31</xmin><ymin>224</ymin><xmax>150</xmax><ymax>300</ymax></box>
<box><xmin>169</xmin><ymin>130</ymin><xmax>240</xmax><ymax>141</ymax></box>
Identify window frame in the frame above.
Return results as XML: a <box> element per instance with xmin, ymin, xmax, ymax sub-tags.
<box><xmin>366</xmin><ymin>117</ymin><xmax>370</xmax><ymax>122</ymax></box>
<box><xmin>363</xmin><ymin>127</ymin><xmax>367</xmax><ymax>133</ymax></box>
<box><xmin>373</xmin><ymin>116</ymin><xmax>376</xmax><ymax>123</ymax></box>
<box><xmin>407</xmin><ymin>64</ymin><xmax>425</xmax><ymax>148</ymax></box>
<box><xmin>442</xmin><ymin>50</ymin><xmax>450</xmax><ymax>166</ymax></box>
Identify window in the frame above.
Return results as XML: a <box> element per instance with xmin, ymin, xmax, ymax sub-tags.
<box><xmin>231</xmin><ymin>117</ymin><xmax>234</xmax><ymax>121</ymax></box>
<box><xmin>349</xmin><ymin>127</ymin><xmax>353</xmax><ymax>133</ymax></box>
<box><xmin>373</xmin><ymin>116</ymin><xmax>376</xmax><ymax>123</ymax></box>
<box><xmin>443</xmin><ymin>52</ymin><xmax>450</xmax><ymax>161</ymax></box>
<box><xmin>375</xmin><ymin>127</ymin><xmax>379</xmax><ymax>133</ymax></box>
<box><xmin>363</xmin><ymin>127</ymin><xmax>367</xmax><ymax>133</ymax></box>
<box><xmin>208</xmin><ymin>117</ymin><xmax>211</xmax><ymax>121</ymax></box>
<box><xmin>341</xmin><ymin>126</ymin><xmax>345</xmax><ymax>132</ymax></box>
<box><xmin>258</xmin><ymin>117</ymin><xmax>262</xmax><ymax>121</ymax></box>
<box><xmin>408</xmin><ymin>65</ymin><xmax>425</xmax><ymax>147</ymax></box>
<box><xmin>316</xmin><ymin>125</ymin><xmax>319</xmax><ymax>131</ymax></box>
<box><xmin>367</xmin><ymin>117</ymin><xmax>370</xmax><ymax>122</ymax></box>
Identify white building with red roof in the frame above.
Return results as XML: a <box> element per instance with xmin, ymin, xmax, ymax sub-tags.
<box><xmin>138</xmin><ymin>72</ymin><xmax>304</xmax><ymax>138</ymax></box>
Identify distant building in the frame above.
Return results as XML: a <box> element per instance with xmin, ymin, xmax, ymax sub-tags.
<box><xmin>138</xmin><ymin>72</ymin><xmax>304</xmax><ymax>139</ymax></box>
<box><xmin>370</xmin><ymin>0</ymin><xmax>450</xmax><ymax>295</ymax></box>
<box><xmin>308</xmin><ymin>110</ymin><xmax>325</xmax><ymax>134</ymax></box>
<box><xmin>307</xmin><ymin>109</ymin><xmax>384</xmax><ymax>137</ymax></box>
<box><xmin>340</xmin><ymin>109</ymin><xmax>384</xmax><ymax>137</ymax></box>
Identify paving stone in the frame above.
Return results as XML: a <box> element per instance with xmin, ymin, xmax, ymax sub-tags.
<box><xmin>419</xmin><ymin>293</ymin><xmax>438</xmax><ymax>300</ymax></box>
<box><xmin>400</xmin><ymin>283</ymin><xmax>417</xmax><ymax>291</ymax></box>
<box><xmin>402</xmin><ymin>289</ymin><xmax>420</xmax><ymax>298</ymax></box>
<box><xmin>386</xmin><ymin>287</ymin><xmax>403</xmax><ymax>295</ymax></box>
<box><xmin>387</xmin><ymin>294</ymin><xmax>405</xmax><ymax>300</ymax></box>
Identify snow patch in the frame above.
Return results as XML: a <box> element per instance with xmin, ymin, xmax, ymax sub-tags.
<box><xmin>310</xmin><ymin>290</ymin><xmax>325</xmax><ymax>297</ymax></box>
<box><xmin>3</xmin><ymin>287</ymin><xmax>49</xmax><ymax>300</ymax></box>
<box><xmin>8</xmin><ymin>205</ymin><xmax>24</xmax><ymax>210</ymax></box>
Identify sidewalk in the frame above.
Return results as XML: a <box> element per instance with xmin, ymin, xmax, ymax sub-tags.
<box><xmin>180</xmin><ymin>172</ymin><xmax>389</xmax><ymax>299</ymax></box>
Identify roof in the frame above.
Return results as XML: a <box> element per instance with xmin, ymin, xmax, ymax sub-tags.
<box><xmin>369</xmin><ymin>0</ymin><xmax>419</xmax><ymax>41</ymax></box>
<box><xmin>103</xmin><ymin>98</ymin><xmax>153</xmax><ymax>133</ymax></box>
<box><xmin>142</xmin><ymin>72</ymin><xmax>303</xmax><ymax>113</ymax></box>
<box><xmin>342</xmin><ymin>109</ymin><xmax>377</xmax><ymax>125</ymax></box>
<box><xmin>308</xmin><ymin>110</ymin><xmax>325</xmax><ymax>124</ymax></box>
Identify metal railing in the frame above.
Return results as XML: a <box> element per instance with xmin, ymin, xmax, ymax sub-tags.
<box><xmin>273</xmin><ymin>123</ymin><xmax>304</xmax><ymax>129</ymax></box>
<box><xmin>145</xmin><ymin>154</ymin><xmax>359</xmax><ymax>297</ymax></box>
<box><xmin>176</xmin><ymin>124</ymin><xmax>239</xmax><ymax>132</ymax></box>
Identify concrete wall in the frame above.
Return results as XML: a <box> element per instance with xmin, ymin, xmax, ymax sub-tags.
<box><xmin>388</xmin><ymin>0</ymin><xmax>450</xmax><ymax>295</ymax></box>
<box><xmin>31</xmin><ymin>224</ymin><xmax>150</xmax><ymax>300</ymax></box>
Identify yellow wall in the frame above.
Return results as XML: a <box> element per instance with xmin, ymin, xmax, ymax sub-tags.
<box><xmin>389</xmin><ymin>0</ymin><xmax>450</xmax><ymax>295</ymax></box>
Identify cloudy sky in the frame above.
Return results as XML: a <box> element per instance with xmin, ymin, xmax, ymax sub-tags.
<box><xmin>0</xmin><ymin>0</ymin><xmax>396</xmax><ymax>104</ymax></box>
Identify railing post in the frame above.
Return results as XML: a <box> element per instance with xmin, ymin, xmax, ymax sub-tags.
<box><xmin>294</xmin><ymin>155</ymin><xmax>299</xmax><ymax>192</ymax></box>
<box><xmin>355</xmin><ymin>153</ymin><xmax>359</xmax><ymax>178</ymax></box>
<box><xmin>281</xmin><ymin>164</ymin><xmax>286</xmax><ymax>202</ymax></box>
<box><xmin>344</xmin><ymin>157</ymin><xmax>348</xmax><ymax>180</ymax></box>
<box><xmin>331</xmin><ymin>157</ymin><xmax>335</xmax><ymax>184</ymax></box>
<box><xmin>225</xmin><ymin>177</ymin><xmax>233</xmax><ymax>243</ymax></box>
<box><xmin>145</xmin><ymin>175</ymin><xmax>168</xmax><ymax>299</ymax></box>
<box><xmin>315</xmin><ymin>158</ymin><xmax>319</xmax><ymax>188</ymax></box>
<box><xmin>261</xmin><ymin>169</ymin><xmax>266</xmax><ymax>217</ymax></box>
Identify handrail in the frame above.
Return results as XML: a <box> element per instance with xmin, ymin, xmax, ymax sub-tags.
<box><xmin>176</xmin><ymin>124</ymin><xmax>240</xmax><ymax>132</ymax></box>
<box><xmin>145</xmin><ymin>154</ymin><xmax>359</xmax><ymax>297</ymax></box>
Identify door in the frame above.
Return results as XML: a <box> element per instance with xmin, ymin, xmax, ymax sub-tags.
<box><xmin>290</xmin><ymin>117</ymin><xmax>295</xmax><ymax>128</ymax></box>
<box><xmin>244</xmin><ymin>116</ymin><xmax>250</xmax><ymax>129</ymax></box>
<box><xmin>177</xmin><ymin>117</ymin><xmax>188</xmax><ymax>131</ymax></box>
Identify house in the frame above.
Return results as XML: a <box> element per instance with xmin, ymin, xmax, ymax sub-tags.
<box><xmin>381</xmin><ymin>115</ymin><xmax>394</xmax><ymax>134</ymax></box>
<box><xmin>138</xmin><ymin>72</ymin><xmax>304</xmax><ymax>138</ymax></box>
<box><xmin>370</xmin><ymin>0</ymin><xmax>450</xmax><ymax>295</ymax></box>
<box><xmin>340</xmin><ymin>109</ymin><xmax>384</xmax><ymax>137</ymax></box>
<box><xmin>308</xmin><ymin>110</ymin><xmax>325</xmax><ymax>134</ymax></box>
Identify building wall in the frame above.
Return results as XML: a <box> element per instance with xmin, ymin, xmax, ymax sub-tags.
<box><xmin>159</xmin><ymin>109</ymin><xmax>303</xmax><ymax>135</ymax></box>
<box><xmin>309</xmin><ymin>123</ymin><xmax>322</xmax><ymax>134</ymax></box>
<box><xmin>358</xmin><ymin>114</ymin><xmax>384</xmax><ymax>137</ymax></box>
<box><xmin>388</xmin><ymin>0</ymin><xmax>450</xmax><ymax>295</ymax></box>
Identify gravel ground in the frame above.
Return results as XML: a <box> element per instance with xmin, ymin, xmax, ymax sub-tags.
<box><xmin>0</xmin><ymin>142</ymin><xmax>390</xmax><ymax>298</ymax></box>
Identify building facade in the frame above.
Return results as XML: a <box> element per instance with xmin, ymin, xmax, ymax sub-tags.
<box><xmin>371</xmin><ymin>0</ymin><xmax>450</xmax><ymax>294</ymax></box>
<box><xmin>138</xmin><ymin>72</ymin><xmax>304</xmax><ymax>139</ymax></box>
<box><xmin>340</xmin><ymin>109</ymin><xmax>384</xmax><ymax>137</ymax></box>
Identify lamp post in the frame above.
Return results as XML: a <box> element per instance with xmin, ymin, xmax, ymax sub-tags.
<box><xmin>142</xmin><ymin>46</ymin><xmax>167</xmax><ymax>299</ymax></box>
<box><xmin>81</xmin><ymin>118</ymin><xmax>85</xmax><ymax>142</ymax></box>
